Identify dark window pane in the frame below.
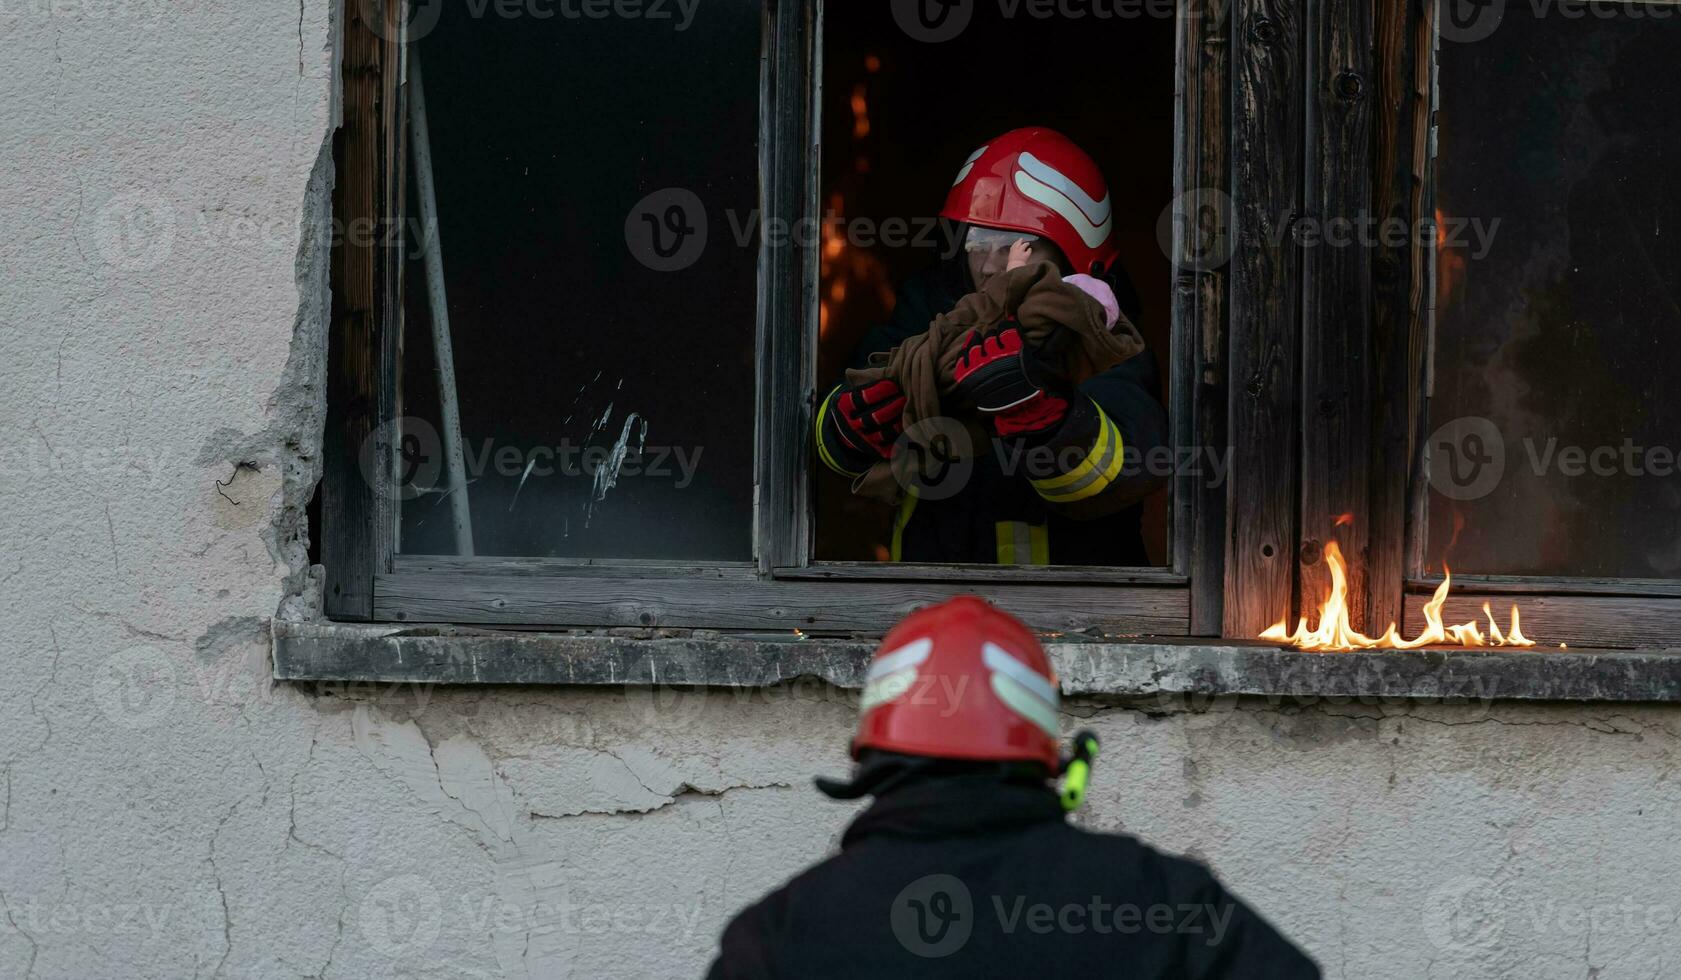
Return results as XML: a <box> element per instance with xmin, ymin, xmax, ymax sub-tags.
<box><xmin>1427</xmin><ymin>2</ymin><xmax>1681</xmax><ymax>577</ymax></box>
<box><xmin>398</xmin><ymin>2</ymin><xmax>761</xmax><ymax>560</ymax></box>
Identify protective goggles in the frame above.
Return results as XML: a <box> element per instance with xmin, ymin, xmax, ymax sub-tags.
<box><xmin>962</xmin><ymin>226</ymin><xmax>1039</xmax><ymax>254</ymax></box>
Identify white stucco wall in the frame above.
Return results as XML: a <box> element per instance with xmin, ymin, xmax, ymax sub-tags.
<box><xmin>2</xmin><ymin>4</ymin><xmax>1679</xmax><ymax>978</ymax></box>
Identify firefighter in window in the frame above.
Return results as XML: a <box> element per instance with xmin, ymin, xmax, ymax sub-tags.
<box><xmin>815</xmin><ymin>128</ymin><xmax>1170</xmax><ymax>566</ymax></box>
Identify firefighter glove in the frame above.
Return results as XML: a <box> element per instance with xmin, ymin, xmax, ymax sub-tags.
<box><xmin>816</xmin><ymin>379</ymin><xmax>906</xmax><ymax>477</ymax></box>
<box><xmin>952</xmin><ymin>325</ymin><xmax>1071</xmax><ymax>442</ymax></box>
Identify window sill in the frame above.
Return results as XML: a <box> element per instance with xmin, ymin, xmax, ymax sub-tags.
<box><xmin>272</xmin><ymin>621</ymin><xmax>1681</xmax><ymax>703</ymax></box>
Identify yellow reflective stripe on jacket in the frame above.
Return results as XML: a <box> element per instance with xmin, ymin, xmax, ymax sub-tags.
<box><xmin>889</xmin><ymin>490</ymin><xmax>919</xmax><ymax>561</ymax></box>
<box><xmin>994</xmin><ymin>521</ymin><xmax>1050</xmax><ymax>565</ymax></box>
<box><xmin>1031</xmin><ymin>402</ymin><xmax>1126</xmax><ymax>504</ymax></box>
<box><xmin>814</xmin><ymin>385</ymin><xmax>866</xmax><ymax>479</ymax></box>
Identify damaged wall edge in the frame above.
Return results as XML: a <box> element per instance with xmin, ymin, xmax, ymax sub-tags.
<box><xmin>272</xmin><ymin>620</ymin><xmax>1681</xmax><ymax>703</ymax></box>
<box><xmin>259</xmin><ymin>0</ymin><xmax>339</xmax><ymax>629</ymax></box>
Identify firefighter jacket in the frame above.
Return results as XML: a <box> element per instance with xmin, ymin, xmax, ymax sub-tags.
<box><xmin>707</xmin><ymin>772</ymin><xmax>1322</xmax><ymax>979</ymax></box>
<box><xmin>816</xmin><ymin>262</ymin><xmax>1170</xmax><ymax>566</ymax></box>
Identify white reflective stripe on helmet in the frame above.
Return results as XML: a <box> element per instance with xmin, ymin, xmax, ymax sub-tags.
<box><xmin>990</xmin><ymin>674</ymin><xmax>1060</xmax><ymax>739</ymax></box>
<box><xmin>952</xmin><ymin>144</ymin><xmax>989</xmax><ymax>186</ymax></box>
<box><xmin>1014</xmin><ymin>170</ymin><xmax>1113</xmax><ymax>249</ymax></box>
<box><xmin>865</xmin><ymin>637</ymin><xmax>933</xmax><ymax>683</ymax></box>
<box><xmin>1017</xmin><ymin>151</ymin><xmax>1111</xmax><ymax>225</ymax></box>
<box><xmin>861</xmin><ymin>669</ymin><xmax>919</xmax><ymax>714</ymax></box>
<box><xmin>981</xmin><ymin>641</ymin><xmax>1059</xmax><ymax>709</ymax></box>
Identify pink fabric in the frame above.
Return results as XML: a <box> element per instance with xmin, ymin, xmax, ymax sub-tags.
<box><xmin>1062</xmin><ymin>274</ymin><xmax>1120</xmax><ymax>330</ymax></box>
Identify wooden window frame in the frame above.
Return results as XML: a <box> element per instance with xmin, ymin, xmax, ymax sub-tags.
<box><xmin>320</xmin><ymin>0</ymin><xmax>1681</xmax><ymax>653</ymax></box>
<box><xmin>320</xmin><ymin>0</ymin><xmax>1216</xmax><ymax>638</ymax></box>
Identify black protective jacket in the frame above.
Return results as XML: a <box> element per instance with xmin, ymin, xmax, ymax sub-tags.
<box><xmin>707</xmin><ymin>774</ymin><xmax>1321</xmax><ymax>979</ymax></box>
<box><xmin>835</xmin><ymin>260</ymin><xmax>1170</xmax><ymax>566</ymax></box>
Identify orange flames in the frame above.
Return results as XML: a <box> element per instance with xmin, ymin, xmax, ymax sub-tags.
<box><xmin>1260</xmin><ymin>541</ymin><xmax>1535</xmax><ymax>651</ymax></box>
<box><xmin>819</xmin><ymin>54</ymin><xmax>894</xmax><ymax>341</ymax></box>
<box><xmin>851</xmin><ymin>83</ymin><xmax>871</xmax><ymax>140</ymax></box>
<box><xmin>820</xmin><ymin>193</ymin><xmax>895</xmax><ymax>341</ymax></box>
<box><xmin>1436</xmin><ymin>207</ymin><xmax>1467</xmax><ymax>311</ymax></box>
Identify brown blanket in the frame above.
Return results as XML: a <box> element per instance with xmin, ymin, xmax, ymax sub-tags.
<box><xmin>843</xmin><ymin>261</ymin><xmax>1144</xmax><ymax>502</ymax></box>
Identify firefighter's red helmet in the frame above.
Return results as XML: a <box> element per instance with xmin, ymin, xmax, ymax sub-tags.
<box><xmin>853</xmin><ymin>596</ymin><xmax>1061</xmax><ymax>771</ymax></box>
<box><xmin>941</xmin><ymin>127</ymin><xmax>1120</xmax><ymax>277</ymax></box>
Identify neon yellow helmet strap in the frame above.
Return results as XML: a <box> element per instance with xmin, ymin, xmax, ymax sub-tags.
<box><xmin>1059</xmin><ymin>732</ymin><xmax>1100</xmax><ymax>812</ymax></box>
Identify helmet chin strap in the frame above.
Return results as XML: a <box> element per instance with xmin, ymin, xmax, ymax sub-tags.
<box><xmin>813</xmin><ymin>758</ymin><xmax>923</xmax><ymax>801</ymax></box>
<box><xmin>816</xmin><ymin>752</ymin><xmax>1053</xmax><ymax>801</ymax></box>
<box><xmin>813</xmin><ymin>732</ymin><xmax>1100</xmax><ymax>811</ymax></box>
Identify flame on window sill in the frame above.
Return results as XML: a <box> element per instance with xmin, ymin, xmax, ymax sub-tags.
<box><xmin>1260</xmin><ymin>541</ymin><xmax>1535</xmax><ymax>652</ymax></box>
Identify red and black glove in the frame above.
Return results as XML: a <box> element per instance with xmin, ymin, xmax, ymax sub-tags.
<box><xmin>816</xmin><ymin>378</ymin><xmax>906</xmax><ymax>476</ymax></box>
<box><xmin>951</xmin><ymin>325</ymin><xmax>1071</xmax><ymax>442</ymax></box>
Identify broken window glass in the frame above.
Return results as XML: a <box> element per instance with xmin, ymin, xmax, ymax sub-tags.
<box><xmin>1425</xmin><ymin>1</ymin><xmax>1681</xmax><ymax>578</ymax></box>
<box><xmin>396</xmin><ymin>1</ymin><xmax>761</xmax><ymax>560</ymax></box>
